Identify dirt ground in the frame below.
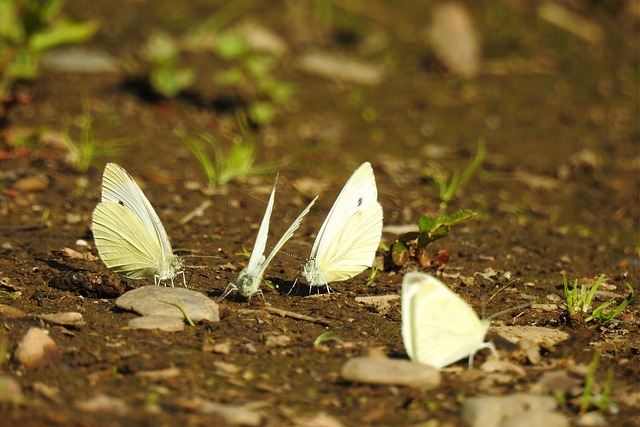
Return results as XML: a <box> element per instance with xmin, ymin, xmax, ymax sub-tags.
<box><xmin>0</xmin><ymin>1</ymin><xmax>638</xmax><ymax>426</ymax></box>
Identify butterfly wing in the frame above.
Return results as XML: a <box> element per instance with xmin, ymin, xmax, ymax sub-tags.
<box><xmin>307</xmin><ymin>162</ymin><xmax>383</xmax><ymax>286</ymax></box>
<box><xmin>402</xmin><ymin>272</ymin><xmax>491</xmax><ymax>369</ymax></box>
<box><xmin>100</xmin><ymin>163</ymin><xmax>175</xmax><ymax>264</ymax></box>
<box><xmin>242</xmin><ymin>178</ymin><xmax>278</xmax><ymax>281</ymax></box>
<box><xmin>92</xmin><ymin>201</ymin><xmax>167</xmax><ymax>280</ymax></box>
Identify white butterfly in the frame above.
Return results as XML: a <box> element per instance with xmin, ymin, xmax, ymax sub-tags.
<box><xmin>222</xmin><ymin>175</ymin><xmax>317</xmax><ymax>300</ymax></box>
<box><xmin>401</xmin><ymin>271</ymin><xmax>496</xmax><ymax>369</ymax></box>
<box><xmin>91</xmin><ymin>163</ymin><xmax>184</xmax><ymax>286</ymax></box>
<box><xmin>299</xmin><ymin>162</ymin><xmax>383</xmax><ymax>290</ymax></box>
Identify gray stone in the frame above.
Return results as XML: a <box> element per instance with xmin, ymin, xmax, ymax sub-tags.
<box><xmin>115</xmin><ymin>286</ymin><xmax>219</xmax><ymax>323</ymax></box>
<box><xmin>341</xmin><ymin>357</ymin><xmax>441</xmax><ymax>389</ymax></box>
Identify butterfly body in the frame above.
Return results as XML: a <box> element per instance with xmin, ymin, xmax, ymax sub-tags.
<box><xmin>222</xmin><ymin>175</ymin><xmax>316</xmax><ymax>300</ymax></box>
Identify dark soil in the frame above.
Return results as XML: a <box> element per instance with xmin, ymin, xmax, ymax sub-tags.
<box><xmin>0</xmin><ymin>1</ymin><xmax>638</xmax><ymax>426</ymax></box>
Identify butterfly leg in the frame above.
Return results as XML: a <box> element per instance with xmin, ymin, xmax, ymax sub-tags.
<box><xmin>219</xmin><ymin>283</ymin><xmax>238</xmax><ymax>301</ymax></box>
<box><xmin>286</xmin><ymin>276</ymin><xmax>300</xmax><ymax>296</ymax></box>
<box><xmin>179</xmin><ymin>270</ymin><xmax>187</xmax><ymax>289</ymax></box>
<box><xmin>467</xmin><ymin>341</ymin><xmax>498</xmax><ymax>369</ymax></box>
<box><xmin>247</xmin><ymin>289</ymin><xmax>266</xmax><ymax>304</ymax></box>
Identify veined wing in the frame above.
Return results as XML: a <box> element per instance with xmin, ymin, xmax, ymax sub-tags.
<box><xmin>92</xmin><ymin>201</ymin><xmax>165</xmax><ymax>280</ymax></box>
<box><xmin>309</xmin><ymin>162</ymin><xmax>379</xmax><ymax>261</ymax></box>
<box><xmin>100</xmin><ymin>163</ymin><xmax>175</xmax><ymax>262</ymax></box>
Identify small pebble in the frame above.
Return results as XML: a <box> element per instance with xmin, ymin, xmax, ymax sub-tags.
<box><xmin>354</xmin><ymin>295</ymin><xmax>399</xmax><ymax>315</ymax></box>
<box><xmin>37</xmin><ymin>312</ymin><xmax>85</xmax><ymax>327</ymax></box>
<box><xmin>76</xmin><ymin>394</ymin><xmax>130</xmax><ymax>415</ymax></box>
<box><xmin>13</xmin><ymin>174</ymin><xmax>49</xmax><ymax>192</ymax></box>
<box><xmin>14</xmin><ymin>328</ymin><xmax>59</xmax><ymax>368</ymax></box>
<box><xmin>575</xmin><ymin>411</ymin><xmax>608</xmax><ymax>426</ymax></box>
<box><xmin>194</xmin><ymin>398</ymin><xmax>264</xmax><ymax>426</ymax></box>
<box><xmin>265</xmin><ymin>334</ymin><xmax>291</xmax><ymax>347</ymax></box>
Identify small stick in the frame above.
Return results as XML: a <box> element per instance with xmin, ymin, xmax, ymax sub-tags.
<box><xmin>262</xmin><ymin>306</ymin><xmax>332</xmax><ymax>327</ymax></box>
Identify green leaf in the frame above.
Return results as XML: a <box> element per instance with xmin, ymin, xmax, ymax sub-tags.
<box><xmin>419</xmin><ymin>210</ymin><xmax>476</xmax><ymax>233</ymax></box>
<box><xmin>215</xmin><ymin>31</ymin><xmax>247</xmax><ymax>59</ymax></box>
<box><xmin>391</xmin><ymin>241</ymin><xmax>409</xmax><ymax>266</ymax></box>
<box><xmin>249</xmin><ymin>101</ymin><xmax>276</xmax><ymax>126</ymax></box>
<box><xmin>418</xmin><ymin>214</ymin><xmax>437</xmax><ymax>233</ymax></box>
<box><xmin>151</xmin><ymin>66</ymin><xmax>196</xmax><ymax>98</ymax></box>
<box><xmin>396</xmin><ymin>231</ymin><xmax>420</xmax><ymax>244</ymax></box>
<box><xmin>29</xmin><ymin>19</ymin><xmax>99</xmax><ymax>51</ymax></box>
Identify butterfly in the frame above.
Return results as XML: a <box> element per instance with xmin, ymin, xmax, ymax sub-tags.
<box><xmin>91</xmin><ymin>163</ymin><xmax>185</xmax><ymax>286</ymax></box>
<box><xmin>222</xmin><ymin>175</ymin><xmax>317</xmax><ymax>300</ymax></box>
<box><xmin>401</xmin><ymin>271</ymin><xmax>497</xmax><ymax>369</ymax></box>
<box><xmin>298</xmin><ymin>162</ymin><xmax>383</xmax><ymax>291</ymax></box>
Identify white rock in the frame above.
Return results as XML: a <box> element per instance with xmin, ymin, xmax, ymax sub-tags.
<box><xmin>14</xmin><ymin>328</ymin><xmax>59</xmax><ymax>368</ymax></box>
<box><xmin>298</xmin><ymin>51</ymin><xmax>385</xmax><ymax>85</ymax></box>
<box><xmin>76</xmin><ymin>394</ymin><xmax>131</xmax><ymax>415</ymax></box>
<box><xmin>575</xmin><ymin>411</ymin><xmax>608</xmax><ymax>426</ymax></box>
<box><xmin>41</xmin><ymin>48</ymin><xmax>119</xmax><ymax>73</ymax></box>
<box><xmin>341</xmin><ymin>357</ymin><xmax>440</xmax><ymax>389</ymax></box>
<box><xmin>127</xmin><ymin>315</ymin><xmax>185</xmax><ymax>332</ymax></box>
<box><xmin>293</xmin><ymin>412</ymin><xmax>344</xmax><ymax>427</ymax></box>
<box><xmin>502</xmin><ymin>410</ymin><xmax>570</xmax><ymax>427</ymax></box>
<box><xmin>195</xmin><ymin>398</ymin><xmax>264</xmax><ymax>426</ymax></box>
<box><xmin>0</xmin><ymin>303</ymin><xmax>26</xmax><ymax>318</ymax></box>
<box><xmin>426</xmin><ymin>3</ymin><xmax>481</xmax><ymax>78</ymax></box>
<box><xmin>530</xmin><ymin>370</ymin><xmax>582</xmax><ymax>395</ymax></box>
<box><xmin>462</xmin><ymin>393</ymin><xmax>569</xmax><ymax>427</ymax></box>
<box><xmin>37</xmin><ymin>312</ymin><xmax>85</xmax><ymax>326</ymax></box>
<box><xmin>115</xmin><ymin>286</ymin><xmax>219</xmax><ymax>323</ymax></box>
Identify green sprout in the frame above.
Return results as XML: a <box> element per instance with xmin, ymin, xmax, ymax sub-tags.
<box><xmin>426</xmin><ymin>138</ymin><xmax>485</xmax><ymax>212</ymax></box>
<box><xmin>214</xmin><ymin>32</ymin><xmax>294</xmax><ymax>126</ymax></box>
<box><xmin>313</xmin><ymin>330</ymin><xmax>340</xmax><ymax>348</ymax></box>
<box><xmin>60</xmin><ymin>98</ymin><xmax>125</xmax><ymax>172</ymax></box>
<box><xmin>580</xmin><ymin>353</ymin><xmax>616</xmax><ymax>415</ymax></box>
<box><xmin>563</xmin><ymin>274</ymin><xmax>633</xmax><ymax>323</ymax></box>
<box><xmin>0</xmin><ymin>0</ymin><xmax>98</xmax><ymax>105</ymax></box>
<box><xmin>142</xmin><ymin>31</ymin><xmax>196</xmax><ymax>98</ymax></box>
<box><xmin>0</xmin><ymin>290</ymin><xmax>17</xmax><ymax>300</ymax></box>
<box><xmin>391</xmin><ymin>209</ymin><xmax>476</xmax><ymax>267</ymax></box>
<box><xmin>365</xmin><ymin>264</ymin><xmax>379</xmax><ymax>286</ymax></box>
<box><xmin>177</xmin><ymin>113</ymin><xmax>280</xmax><ymax>188</ymax></box>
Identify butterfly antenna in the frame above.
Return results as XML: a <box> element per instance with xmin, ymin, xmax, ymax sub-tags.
<box><xmin>486</xmin><ymin>278</ymin><xmax>520</xmax><ymax>305</ymax></box>
<box><xmin>264</xmin><ymin>244</ymin><xmax>303</xmax><ymax>261</ymax></box>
